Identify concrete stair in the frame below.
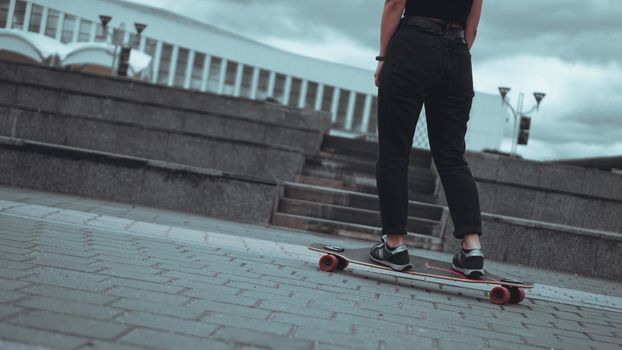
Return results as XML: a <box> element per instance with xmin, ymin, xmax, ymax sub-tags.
<box><xmin>271</xmin><ymin>212</ymin><xmax>442</xmax><ymax>250</ymax></box>
<box><xmin>299</xmin><ymin>153</ymin><xmax>438</xmax><ymax>202</ymax></box>
<box><xmin>281</xmin><ymin>182</ymin><xmax>443</xmax><ymax>222</ymax></box>
<box><xmin>320</xmin><ymin>134</ymin><xmax>431</xmax><ymax>162</ymax></box>
<box><xmin>278</xmin><ymin>191</ymin><xmax>440</xmax><ymax>234</ymax></box>
<box><xmin>270</xmin><ymin>135</ymin><xmax>448</xmax><ymax>250</ymax></box>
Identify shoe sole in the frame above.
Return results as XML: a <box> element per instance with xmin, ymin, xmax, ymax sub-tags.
<box><xmin>370</xmin><ymin>255</ymin><xmax>413</xmax><ymax>272</ymax></box>
<box><xmin>451</xmin><ymin>262</ymin><xmax>485</xmax><ymax>278</ymax></box>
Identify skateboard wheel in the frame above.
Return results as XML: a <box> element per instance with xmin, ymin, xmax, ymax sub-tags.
<box><xmin>489</xmin><ymin>286</ymin><xmax>511</xmax><ymax>305</ymax></box>
<box><xmin>508</xmin><ymin>287</ymin><xmax>526</xmax><ymax>304</ymax></box>
<box><xmin>336</xmin><ymin>257</ymin><xmax>349</xmax><ymax>270</ymax></box>
<box><xmin>319</xmin><ymin>254</ymin><xmax>338</xmax><ymax>272</ymax></box>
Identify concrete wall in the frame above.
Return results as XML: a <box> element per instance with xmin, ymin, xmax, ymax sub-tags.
<box><xmin>435</xmin><ymin>151</ymin><xmax>622</xmax><ymax>233</ymax></box>
<box><xmin>0</xmin><ymin>137</ymin><xmax>279</xmax><ymax>224</ymax></box>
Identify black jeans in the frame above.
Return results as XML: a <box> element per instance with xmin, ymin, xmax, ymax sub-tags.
<box><xmin>376</xmin><ymin>16</ymin><xmax>483</xmax><ymax>239</ymax></box>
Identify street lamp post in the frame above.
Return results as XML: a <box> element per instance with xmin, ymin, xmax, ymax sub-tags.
<box><xmin>498</xmin><ymin>87</ymin><xmax>546</xmax><ymax>157</ymax></box>
<box><xmin>98</xmin><ymin>15</ymin><xmax>147</xmax><ymax>77</ymax></box>
<box><xmin>99</xmin><ymin>15</ymin><xmax>112</xmax><ymax>46</ymax></box>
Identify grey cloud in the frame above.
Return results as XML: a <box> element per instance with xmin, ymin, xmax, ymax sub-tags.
<box><xmin>532</xmin><ymin>119</ymin><xmax>622</xmax><ymax>145</ymax></box>
<box><xmin>476</xmin><ymin>1</ymin><xmax>622</xmax><ymax>64</ymax></box>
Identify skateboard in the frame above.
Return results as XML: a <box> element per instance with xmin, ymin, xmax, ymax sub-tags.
<box><xmin>309</xmin><ymin>243</ymin><xmax>534</xmax><ymax>305</ymax></box>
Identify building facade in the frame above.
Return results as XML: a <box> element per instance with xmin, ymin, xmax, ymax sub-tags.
<box><xmin>0</xmin><ymin>0</ymin><xmax>507</xmax><ymax>151</ymax></box>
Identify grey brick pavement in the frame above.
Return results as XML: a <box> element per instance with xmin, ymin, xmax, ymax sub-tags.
<box><xmin>0</xmin><ymin>186</ymin><xmax>621</xmax><ymax>350</ymax></box>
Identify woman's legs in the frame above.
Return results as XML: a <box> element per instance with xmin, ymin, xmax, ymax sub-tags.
<box><xmin>374</xmin><ymin>28</ymin><xmax>436</xmax><ymax>244</ymax></box>
<box><xmin>425</xmin><ymin>99</ymin><xmax>483</xmax><ymax>242</ymax></box>
<box><xmin>425</xmin><ymin>80</ymin><xmax>485</xmax><ymax>275</ymax></box>
<box><xmin>372</xmin><ymin>71</ymin><xmax>426</xmax><ymax>269</ymax></box>
<box><xmin>375</xmin><ymin>87</ymin><xmax>424</xmax><ymax>242</ymax></box>
<box><xmin>424</xmin><ymin>46</ymin><xmax>483</xmax><ymax>246</ymax></box>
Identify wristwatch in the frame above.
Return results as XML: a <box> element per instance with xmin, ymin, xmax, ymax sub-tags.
<box><xmin>375</xmin><ymin>56</ymin><xmax>385</xmax><ymax>62</ymax></box>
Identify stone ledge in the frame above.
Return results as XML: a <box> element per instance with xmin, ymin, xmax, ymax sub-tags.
<box><xmin>465</xmin><ymin>151</ymin><xmax>622</xmax><ymax>202</ymax></box>
<box><xmin>442</xmin><ymin>211</ymin><xmax>622</xmax><ymax>280</ymax></box>
<box><xmin>0</xmin><ymin>105</ymin><xmax>305</xmax><ymax>181</ymax></box>
<box><xmin>481</xmin><ymin>212</ymin><xmax>622</xmax><ymax>242</ymax></box>
<box><xmin>433</xmin><ymin>152</ymin><xmax>622</xmax><ymax>233</ymax></box>
<box><xmin>281</xmin><ymin>180</ymin><xmax>441</xmax><ymax>212</ymax></box>
<box><xmin>0</xmin><ymin>137</ymin><xmax>279</xmax><ymax>224</ymax></box>
<box><xmin>462</xmin><ymin>180</ymin><xmax>621</xmax><ymax>233</ymax></box>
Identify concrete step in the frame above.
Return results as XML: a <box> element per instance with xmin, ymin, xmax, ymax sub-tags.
<box><xmin>300</xmin><ymin>167</ymin><xmax>437</xmax><ymax>196</ymax></box>
<box><xmin>305</xmin><ymin>154</ymin><xmax>436</xmax><ymax>183</ymax></box>
<box><xmin>313</xmin><ymin>148</ymin><xmax>432</xmax><ymax>169</ymax></box>
<box><xmin>293</xmin><ymin>174</ymin><xmax>438</xmax><ymax>203</ymax></box>
<box><xmin>270</xmin><ymin>212</ymin><xmax>443</xmax><ymax>251</ymax></box>
<box><xmin>278</xmin><ymin>197</ymin><xmax>440</xmax><ymax>236</ymax></box>
<box><xmin>293</xmin><ymin>174</ymin><xmax>348</xmax><ymax>191</ymax></box>
<box><xmin>282</xmin><ymin>181</ymin><xmax>444</xmax><ymax>221</ymax></box>
<box><xmin>320</xmin><ymin>135</ymin><xmax>432</xmax><ymax>165</ymax></box>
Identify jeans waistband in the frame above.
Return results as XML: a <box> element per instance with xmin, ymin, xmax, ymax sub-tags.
<box><xmin>401</xmin><ymin>15</ymin><xmax>465</xmax><ymax>35</ymax></box>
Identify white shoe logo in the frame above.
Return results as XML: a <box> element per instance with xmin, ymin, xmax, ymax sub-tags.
<box><xmin>378</xmin><ymin>249</ymin><xmax>383</xmax><ymax>258</ymax></box>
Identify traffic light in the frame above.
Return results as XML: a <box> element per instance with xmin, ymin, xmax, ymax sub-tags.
<box><xmin>518</xmin><ymin>115</ymin><xmax>531</xmax><ymax>145</ymax></box>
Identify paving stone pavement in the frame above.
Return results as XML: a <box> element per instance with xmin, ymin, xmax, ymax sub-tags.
<box><xmin>0</xmin><ymin>186</ymin><xmax>621</xmax><ymax>350</ymax></box>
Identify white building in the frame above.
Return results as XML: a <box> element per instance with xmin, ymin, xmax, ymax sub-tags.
<box><xmin>0</xmin><ymin>0</ymin><xmax>506</xmax><ymax>151</ymax></box>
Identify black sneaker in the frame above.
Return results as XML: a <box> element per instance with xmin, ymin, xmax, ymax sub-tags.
<box><xmin>369</xmin><ymin>235</ymin><xmax>413</xmax><ymax>271</ymax></box>
<box><xmin>452</xmin><ymin>247</ymin><xmax>485</xmax><ymax>278</ymax></box>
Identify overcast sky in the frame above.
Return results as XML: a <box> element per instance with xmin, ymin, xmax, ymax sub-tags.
<box><xmin>127</xmin><ymin>0</ymin><xmax>622</xmax><ymax>161</ymax></box>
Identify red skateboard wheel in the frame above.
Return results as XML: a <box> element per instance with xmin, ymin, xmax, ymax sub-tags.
<box><xmin>508</xmin><ymin>287</ymin><xmax>526</xmax><ymax>304</ymax></box>
<box><xmin>489</xmin><ymin>286</ymin><xmax>511</xmax><ymax>305</ymax></box>
<box><xmin>337</xmin><ymin>258</ymin><xmax>349</xmax><ymax>270</ymax></box>
<box><xmin>319</xmin><ymin>254</ymin><xmax>338</xmax><ymax>272</ymax></box>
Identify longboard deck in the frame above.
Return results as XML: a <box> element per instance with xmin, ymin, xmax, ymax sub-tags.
<box><xmin>309</xmin><ymin>243</ymin><xmax>534</xmax><ymax>289</ymax></box>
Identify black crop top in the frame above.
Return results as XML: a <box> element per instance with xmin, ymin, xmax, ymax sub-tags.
<box><xmin>404</xmin><ymin>0</ymin><xmax>474</xmax><ymax>28</ymax></box>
